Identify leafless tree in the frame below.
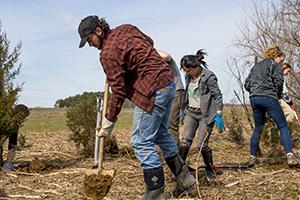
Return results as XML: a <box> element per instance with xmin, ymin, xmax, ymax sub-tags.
<box><xmin>233</xmin><ymin>0</ymin><xmax>300</xmax><ymax>101</ymax></box>
<box><xmin>226</xmin><ymin>0</ymin><xmax>300</xmax><ymax>152</ymax></box>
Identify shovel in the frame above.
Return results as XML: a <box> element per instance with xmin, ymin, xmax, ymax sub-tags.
<box><xmin>92</xmin><ymin>94</ymin><xmax>104</xmax><ymax>169</ymax></box>
<box><xmin>83</xmin><ymin>80</ymin><xmax>115</xmax><ymax>200</ymax></box>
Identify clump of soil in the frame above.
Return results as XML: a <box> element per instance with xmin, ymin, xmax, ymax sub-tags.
<box><xmin>83</xmin><ymin>169</ymin><xmax>115</xmax><ymax>200</ymax></box>
<box><xmin>29</xmin><ymin>157</ymin><xmax>46</xmax><ymax>173</ymax></box>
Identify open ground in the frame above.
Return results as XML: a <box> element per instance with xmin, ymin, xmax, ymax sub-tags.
<box><xmin>0</xmin><ymin>107</ymin><xmax>300</xmax><ymax>200</ymax></box>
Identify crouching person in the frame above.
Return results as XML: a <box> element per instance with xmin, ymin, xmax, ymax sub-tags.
<box><xmin>77</xmin><ymin>15</ymin><xmax>197</xmax><ymax>199</ymax></box>
<box><xmin>1</xmin><ymin>104</ymin><xmax>30</xmax><ymax>171</ymax></box>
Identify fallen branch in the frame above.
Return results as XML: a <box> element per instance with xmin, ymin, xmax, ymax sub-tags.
<box><xmin>244</xmin><ymin>171</ymin><xmax>257</xmax><ymax>176</ymax></box>
<box><xmin>10</xmin><ymin>171</ymin><xmax>40</xmax><ymax>176</ymax></box>
<box><xmin>6</xmin><ymin>168</ymin><xmax>86</xmax><ymax>177</ymax></box>
<box><xmin>44</xmin><ymin>168</ymin><xmax>86</xmax><ymax>176</ymax></box>
<box><xmin>18</xmin><ymin>184</ymin><xmax>63</xmax><ymax>196</ymax></box>
<box><xmin>6</xmin><ymin>173</ymin><xmax>18</xmax><ymax>178</ymax></box>
<box><xmin>225</xmin><ymin>181</ymin><xmax>240</xmax><ymax>187</ymax></box>
<box><xmin>244</xmin><ymin>169</ymin><xmax>286</xmax><ymax>176</ymax></box>
<box><xmin>6</xmin><ymin>195</ymin><xmax>40</xmax><ymax>199</ymax></box>
<box><xmin>46</xmin><ymin>183</ymin><xmax>64</xmax><ymax>189</ymax></box>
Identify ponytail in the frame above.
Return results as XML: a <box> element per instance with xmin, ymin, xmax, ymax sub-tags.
<box><xmin>195</xmin><ymin>49</ymin><xmax>208</xmax><ymax>68</ymax></box>
<box><xmin>180</xmin><ymin>49</ymin><xmax>208</xmax><ymax>69</ymax></box>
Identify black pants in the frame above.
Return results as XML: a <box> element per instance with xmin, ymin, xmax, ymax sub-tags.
<box><xmin>8</xmin><ymin>132</ymin><xmax>18</xmax><ymax>150</ymax></box>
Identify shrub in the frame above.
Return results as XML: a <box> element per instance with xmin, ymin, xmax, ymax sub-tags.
<box><xmin>0</xmin><ymin>22</ymin><xmax>23</xmax><ymax>166</ymax></box>
<box><xmin>66</xmin><ymin>93</ymin><xmax>118</xmax><ymax>157</ymax></box>
<box><xmin>226</xmin><ymin>106</ymin><xmax>245</xmax><ymax>146</ymax></box>
<box><xmin>66</xmin><ymin>96</ymin><xmax>96</xmax><ymax>157</ymax></box>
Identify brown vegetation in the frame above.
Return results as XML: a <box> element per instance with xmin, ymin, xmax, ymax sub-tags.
<box><xmin>0</xmin><ymin>107</ymin><xmax>300</xmax><ymax>199</ymax></box>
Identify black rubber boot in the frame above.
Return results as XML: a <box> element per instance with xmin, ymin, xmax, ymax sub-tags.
<box><xmin>141</xmin><ymin>167</ymin><xmax>165</xmax><ymax>200</ymax></box>
<box><xmin>165</xmin><ymin>154</ymin><xmax>197</xmax><ymax>198</ymax></box>
<box><xmin>201</xmin><ymin>149</ymin><xmax>216</xmax><ymax>183</ymax></box>
<box><xmin>178</xmin><ymin>143</ymin><xmax>190</xmax><ymax>162</ymax></box>
<box><xmin>178</xmin><ymin>144</ymin><xmax>195</xmax><ymax>172</ymax></box>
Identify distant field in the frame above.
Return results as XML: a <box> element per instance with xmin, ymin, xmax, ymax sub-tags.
<box><xmin>20</xmin><ymin>105</ymin><xmax>248</xmax><ymax>133</ymax></box>
<box><xmin>21</xmin><ymin>107</ymin><xmax>134</xmax><ymax>133</ymax></box>
<box><xmin>20</xmin><ymin>108</ymin><xmax>68</xmax><ymax>133</ymax></box>
<box><xmin>114</xmin><ymin>108</ymin><xmax>134</xmax><ymax>130</ymax></box>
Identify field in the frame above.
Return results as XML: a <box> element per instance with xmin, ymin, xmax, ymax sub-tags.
<box><xmin>1</xmin><ymin>107</ymin><xmax>300</xmax><ymax>200</ymax></box>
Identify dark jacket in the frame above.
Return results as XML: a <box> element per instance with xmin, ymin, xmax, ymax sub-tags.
<box><xmin>183</xmin><ymin>68</ymin><xmax>223</xmax><ymax>124</ymax></box>
<box><xmin>244</xmin><ymin>59</ymin><xmax>284</xmax><ymax>99</ymax></box>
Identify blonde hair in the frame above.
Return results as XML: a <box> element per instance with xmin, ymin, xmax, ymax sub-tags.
<box><xmin>282</xmin><ymin>63</ymin><xmax>292</xmax><ymax>70</ymax></box>
<box><xmin>263</xmin><ymin>45</ymin><xmax>285</xmax><ymax>59</ymax></box>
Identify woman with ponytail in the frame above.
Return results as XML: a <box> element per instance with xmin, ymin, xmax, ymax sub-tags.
<box><xmin>178</xmin><ymin>49</ymin><xmax>223</xmax><ymax>183</ymax></box>
<box><xmin>244</xmin><ymin>45</ymin><xmax>300</xmax><ymax>168</ymax></box>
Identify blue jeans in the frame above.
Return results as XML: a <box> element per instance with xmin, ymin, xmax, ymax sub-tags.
<box><xmin>250</xmin><ymin>96</ymin><xmax>293</xmax><ymax>156</ymax></box>
<box><xmin>131</xmin><ymin>82</ymin><xmax>177</xmax><ymax>169</ymax></box>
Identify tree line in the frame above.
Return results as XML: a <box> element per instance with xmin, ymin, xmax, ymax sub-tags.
<box><xmin>54</xmin><ymin>91</ymin><xmax>134</xmax><ymax>109</ymax></box>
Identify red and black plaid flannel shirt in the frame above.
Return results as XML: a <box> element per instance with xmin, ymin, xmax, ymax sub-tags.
<box><xmin>100</xmin><ymin>24</ymin><xmax>173</xmax><ymax>121</ymax></box>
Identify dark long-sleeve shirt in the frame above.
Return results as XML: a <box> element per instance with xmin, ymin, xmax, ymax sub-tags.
<box><xmin>244</xmin><ymin>59</ymin><xmax>284</xmax><ymax>99</ymax></box>
<box><xmin>100</xmin><ymin>24</ymin><xmax>173</xmax><ymax>121</ymax></box>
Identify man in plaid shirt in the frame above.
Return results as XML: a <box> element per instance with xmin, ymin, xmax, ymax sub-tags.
<box><xmin>78</xmin><ymin>15</ymin><xmax>196</xmax><ymax>199</ymax></box>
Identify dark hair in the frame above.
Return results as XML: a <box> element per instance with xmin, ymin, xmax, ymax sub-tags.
<box><xmin>180</xmin><ymin>55</ymin><xmax>199</xmax><ymax>69</ymax></box>
<box><xmin>180</xmin><ymin>49</ymin><xmax>208</xmax><ymax>69</ymax></box>
<box><xmin>195</xmin><ymin>49</ymin><xmax>207</xmax><ymax>68</ymax></box>
<box><xmin>98</xmin><ymin>18</ymin><xmax>110</xmax><ymax>36</ymax></box>
<box><xmin>14</xmin><ymin>104</ymin><xmax>30</xmax><ymax>124</ymax></box>
<box><xmin>15</xmin><ymin>104</ymin><xmax>29</xmax><ymax>116</ymax></box>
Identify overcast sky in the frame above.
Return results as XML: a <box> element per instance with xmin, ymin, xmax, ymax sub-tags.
<box><xmin>0</xmin><ymin>0</ymin><xmax>251</xmax><ymax>108</ymax></box>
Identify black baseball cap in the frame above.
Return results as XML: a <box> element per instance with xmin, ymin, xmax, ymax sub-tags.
<box><xmin>78</xmin><ymin>15</ymin><xmax>99</xmax><ymax>48</ymax></box>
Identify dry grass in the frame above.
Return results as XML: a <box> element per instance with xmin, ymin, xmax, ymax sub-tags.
<box><xmin>1</xmin><ymin>107</ymin><xmax>300</xmax><ymax>200</ymax></box>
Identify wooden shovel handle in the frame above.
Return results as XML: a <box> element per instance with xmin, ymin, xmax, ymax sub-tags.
<box><xmin>98</xmin><ymin>80</ymin><xmax>109</xmax><ymax>169</ymax></box>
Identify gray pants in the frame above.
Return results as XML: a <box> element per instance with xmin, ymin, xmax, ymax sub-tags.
<box><xmin>182</xmin><ymin>107</ymin><xmax>215</xmax><ymax>152</ymax></box>
<box><xmin>168</xmin><ymin>89</ymin><xmax>184</xmax><ymax>144</ymax></box>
